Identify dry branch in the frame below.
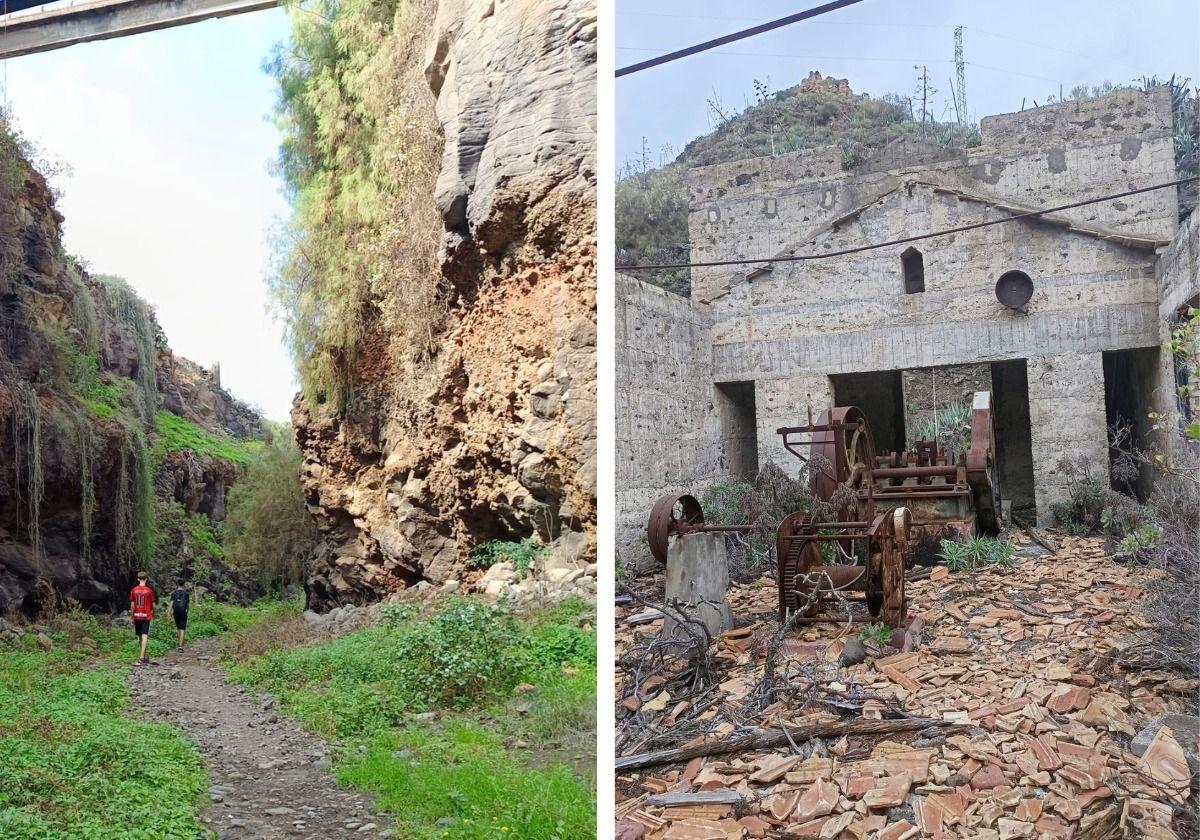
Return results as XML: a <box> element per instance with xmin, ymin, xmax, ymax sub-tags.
<box><xmin>1011</xmin><ymin>514</ymin><xmax>1057</xmax><ymax>553</ymax></box>
<box><xmin>614</xmin><ymin>716</ymin><xmax>965</xmax><ymax>772</ymax></box>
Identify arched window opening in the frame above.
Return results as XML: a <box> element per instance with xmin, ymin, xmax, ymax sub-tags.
<box><xmin>901</xmin><ymin>247</ymin><xmax>924</xmax><ymax>294</ymax></box>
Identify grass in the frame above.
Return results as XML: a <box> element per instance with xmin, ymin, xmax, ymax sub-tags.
<box><xmin>225</xmin><ymin>595</ymin><xmax>597</xmax><ymax>838</ymax></box>
<box><xmin>0</xmin><ymin>615</ymin><xmax>204</xmax><ymax>838</ymax></box>
<box><xmin>340</xmin><ymin>721</ymin><xmax>592</xmax><ymax>840</ymax></box>
<box><xmin>152</xmin><ymin>409</ymin><xmax>263</xmax><ymax>466</ymax></box>
<box><xmin>0</xmin><ymin>598</ymin><xmax>296</xmax><ymax>838</ymax></box>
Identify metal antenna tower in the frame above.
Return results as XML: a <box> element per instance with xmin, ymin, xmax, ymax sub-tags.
<box><xmin>954</xmin><ymin>26</ymin><xmax>967</xmax><ymax>125</ymax></box>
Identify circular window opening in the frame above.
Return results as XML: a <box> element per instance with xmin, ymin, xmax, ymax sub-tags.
<box><xmin>995</xmin><ymin>270</ymin><xmax>1034</xmax><ymax>309</ymax></box>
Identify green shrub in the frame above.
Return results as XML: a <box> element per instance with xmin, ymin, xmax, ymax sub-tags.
<box><xmin>392</xmin><ymin>598</ymin><xmax>529</xmax><ymax>709</ymax></box>
<box><xmin>468</xmin><ymin>538</ymin><xmax>546</xmax><ymax>580</ymax></box>
<box><xmin>858</xmin><ymin>623</ymin><xmax>892</xmax><ymax>646</ymax></box>
<box><xmin>914</xmin><ymin>402</ymin><xmax>972</xmax><ymax>454</ymax></box>
<box><xmin>938</xmin><ymin>535</ymin><xmax>1016</xmax><ymax>574</ymax></box>
<box><xmin>700</xmin><ymin>481</ymin><xmax>753</xmax><ymax>526</ymax></box>
<box><xmin>527</xmin><ymin>622</ymin><xmax>596</xmax><ymax>670</ymax></box>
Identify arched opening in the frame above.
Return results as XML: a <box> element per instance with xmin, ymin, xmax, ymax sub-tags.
<box><xmin>901</xmin><ymin>247</ymin><xmax>925</xmax><ymax>294</ymax></box>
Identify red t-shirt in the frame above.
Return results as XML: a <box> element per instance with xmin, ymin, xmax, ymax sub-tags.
<box><xmin>130</xmin><ymin>585</ymin><xmax>156</xmax><ymax>620</ymax></box>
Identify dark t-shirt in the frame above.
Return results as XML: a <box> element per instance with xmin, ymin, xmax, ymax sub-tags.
<box><xmin>170</xmin><ymin>588</ymin><xmax>190</xmax><ymax>612</ymax></box>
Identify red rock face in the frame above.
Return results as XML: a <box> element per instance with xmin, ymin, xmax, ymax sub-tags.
<box><xmin>294</xmin><ymin>0</ymin><xmax>597</xmax><ymax>610</ymax></box>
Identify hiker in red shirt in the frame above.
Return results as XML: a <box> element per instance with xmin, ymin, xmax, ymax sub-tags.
<box><xmin>129</xmin><ymin>571</ymin><xmax>157</xmax><ymax>666</ymax></box>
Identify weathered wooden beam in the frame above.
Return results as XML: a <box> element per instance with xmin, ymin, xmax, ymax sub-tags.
<box><xmin>0</xmin><ymin>0</ymin><xmax>278</xmax><ymax>60</ymax></box>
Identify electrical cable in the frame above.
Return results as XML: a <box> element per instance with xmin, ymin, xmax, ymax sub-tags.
<box><xmin>616</xmin><ymin>0</ymin><xmax>869</xmax><ymax>78</ymax></box>
<box><xmin>619</xmin><ymin>176</ymin><xmax>1197</xmax><ymax>271</ymax></box>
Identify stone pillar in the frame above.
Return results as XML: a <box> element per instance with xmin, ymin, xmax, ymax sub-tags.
<box><xmin>1027</xmin><ymin>353</ymin><xmax>1110</xmax><ymax>526</ymax></box>
<box><xmin>662</xmin><ymin>532</ymin><xmax>734</xmax><ymax>644</ymax></box>
<box><xmin>755</xmin><ymin>375</ymin><xmax>834</xmax><ymax>477</ymax></box>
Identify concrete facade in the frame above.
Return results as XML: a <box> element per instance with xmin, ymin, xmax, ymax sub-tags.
<box><xmin>617</xmin><ymin>87</ymin><xmax>1192</xmax><ymax>565</ymax></box>
<box><xmin>615</xmin><ymin>274</ymin><xmax>721</xmax><ymax>568</ymax></box>
<box><xmin>1157</xmin><ymin>211</ymin><xmax>1200</xmax><ymax>435</ymax></box>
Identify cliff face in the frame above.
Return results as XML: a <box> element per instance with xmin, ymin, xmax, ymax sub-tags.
<box><xmin>0</xmin><ymin>149</ymin><xmax>264</xmax><ymax>614</ymax></box>
<box><xmin>294</xmin><ymin>0</ymin><xmax>597</xmax><ymax>609</ymax></box>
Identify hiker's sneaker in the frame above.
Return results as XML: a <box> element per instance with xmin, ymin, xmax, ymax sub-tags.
<box><xmin>177</xmin><ymin>646</ymin><xmax>184</xmax><ymax>653</ymax></box>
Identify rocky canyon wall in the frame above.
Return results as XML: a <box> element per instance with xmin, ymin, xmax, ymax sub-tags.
<box><xmin>0</xmin><ymin>148</ymin><xmax>264</xmax><ymax>614</ymax></box>
<box><xmin>295</xmin><ymin>0</ymin><xmax>597</xmax><ymax>609</ymax></box>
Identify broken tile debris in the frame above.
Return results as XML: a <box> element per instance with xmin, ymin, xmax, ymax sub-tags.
<box><xmin>616</xmin><ymin>535</ymin><xmax>1193</xmax><ymax>839</ymax></box>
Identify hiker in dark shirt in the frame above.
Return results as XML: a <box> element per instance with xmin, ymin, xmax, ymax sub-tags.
<box><xmin>169</xmin><ymin>582</ymin><xmax>191</xmax><ymax>652</ymax></box>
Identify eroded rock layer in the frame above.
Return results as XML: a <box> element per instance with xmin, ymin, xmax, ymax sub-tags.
<box><xmin>295</xmin><ymin>0</ymin><xmax>597</xmax><ymax>609</ymax></box>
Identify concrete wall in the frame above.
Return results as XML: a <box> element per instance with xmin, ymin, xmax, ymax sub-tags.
<box><xmin>615</xmin><ymin>273</ymin><xmax>723</xmax><ymax>568</ymax></box>
<box><xmin>705</xmin><ymin>186</ymin><xmax>1161</xmax><ymax>383</ymax></box>
<box><xmin>1027</xmin><ymin>352</ymin><xmax>1111</xmax><ymax>524</ymax></box>
<box><xmin>1156</xmin><ymin>211</ymin><xmax>1200</xmax><ymax>435</ymax></box>
<box><xmin>754</xmin><ymin>374</ymin><xmax>834</xmax><ymax>478</ymax></box>
<box><xmin>688</xmin><ymin>88</ymin><xmax>1177</xmax><ymax>303</ymax></box>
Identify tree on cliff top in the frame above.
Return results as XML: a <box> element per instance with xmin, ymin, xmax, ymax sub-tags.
<box><xmin>267</xmin><ymin>0</ymin><xmax>441</xmax><ymax>413</ymax></box>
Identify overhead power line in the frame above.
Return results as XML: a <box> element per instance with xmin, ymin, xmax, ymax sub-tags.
<box><xmin>620</xmin><ymin>177</ymin><xmax>1196</xmax><ymax>271</ymax></box>
<box><xmin>615</xmin><ymin>0</ymin><xmax>869</xmax><ymax>78</ymax></box>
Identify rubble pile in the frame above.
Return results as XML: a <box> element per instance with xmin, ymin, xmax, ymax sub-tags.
<box><xmin>615</xmin><ymin>535</ymin><xmax>1197</xmax><ymax>839</ymax></box>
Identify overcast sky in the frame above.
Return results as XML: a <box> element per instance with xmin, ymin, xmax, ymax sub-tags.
<box><xmin>616</xmin><ymin>0</ymin><xmax>1200</xmax><ymax>170</ymax></box>
<box><xmin>4</xmin><ymin>10</ymin><xmax>295</xmax><ymax>420</ymax></box>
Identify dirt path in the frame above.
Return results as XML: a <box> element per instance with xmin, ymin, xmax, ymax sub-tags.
<box><xmin>128</xmin><ymin>636</ymin><xmax>389</xmax><ymax>840</ymax></box>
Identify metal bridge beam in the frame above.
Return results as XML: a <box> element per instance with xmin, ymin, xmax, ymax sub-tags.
<box><xmin>0</xmin><ymin>0</ymin><xmax>278</xmax><ymax>60</ymax></box>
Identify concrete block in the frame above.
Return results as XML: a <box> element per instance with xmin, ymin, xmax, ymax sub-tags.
<box><xmin>662</xmin><ymin>532</ymin><xmax>734</xmax><ymax>643</ymax></box>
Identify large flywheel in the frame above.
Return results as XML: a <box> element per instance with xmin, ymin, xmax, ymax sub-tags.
<box><xmin>646</xmin><ymin>493</ymin><xmax>705</xmax><ymax>565</ymax></box>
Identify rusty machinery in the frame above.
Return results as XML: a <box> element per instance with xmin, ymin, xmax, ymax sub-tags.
<box><xmin>645</xmin><ymin>392</ymin><xmax>1001</xmax><ymax>629</ymax></box>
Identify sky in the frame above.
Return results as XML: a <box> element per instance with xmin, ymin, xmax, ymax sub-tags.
<box><xmin>616</xmin><ymin>0</ymin><xmax>1200</xmax><ymax>171</ymax></box>
<box><xmin>3</xmin><ymin>9</ymin><xmax>297</xmax><ymax>420</ymax></box>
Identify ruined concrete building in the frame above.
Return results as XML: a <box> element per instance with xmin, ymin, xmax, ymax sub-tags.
<box><xmin>618</xmin><ymin>87</ymin><xmax>1198</xmax><ymax>565</ymax></box>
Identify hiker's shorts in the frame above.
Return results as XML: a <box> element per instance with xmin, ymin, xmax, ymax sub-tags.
<box><xmin>173</xmin><ymin>608</ymin><xmax>188</xmax><ymax>630</ymax></box>
<box><xmin>133</xmin><ymin>619</ymin><xmax>150</xmax><ymax>637</ymax></box>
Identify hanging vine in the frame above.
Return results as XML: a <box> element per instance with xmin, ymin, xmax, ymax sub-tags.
<box><xmin>98</xmin><ymin>275</ymin><xmax>158</xmax><ymax>419</ymax></box>
<box><xmin>10</xmin><ymin>381</ymin><xmax>44</xmax><ymax>559</ymax></box>
<box><xmin>113</xmin><ymin>424</ymin><xmax>154</xmax><ymax>572</ymax></box>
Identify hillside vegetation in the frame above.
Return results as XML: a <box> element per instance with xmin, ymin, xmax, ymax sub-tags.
<box><xmin>619</xmin><ymin>72</ymin><xmax>1198</xmax><ymax>296</ymax></box>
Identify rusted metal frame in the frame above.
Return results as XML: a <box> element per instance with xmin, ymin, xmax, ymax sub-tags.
<box><xmin>783</xmin><ymin>533</ymin><xmax>871</xmax><ymax>542</ymax></box>
<box><xmin>873</xmin><ymin>486</ymin><xmax>970</xmax><ymax>496</ymax></box>
<box><xmin>677</xmin><ymin>524</ymin><xmax>754</xmax><ymax>534</ymax></box>
<box><xmin>872</xmin><ymin>465</ymin><xmax>958</xmax><ymax>479</ymax></box>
